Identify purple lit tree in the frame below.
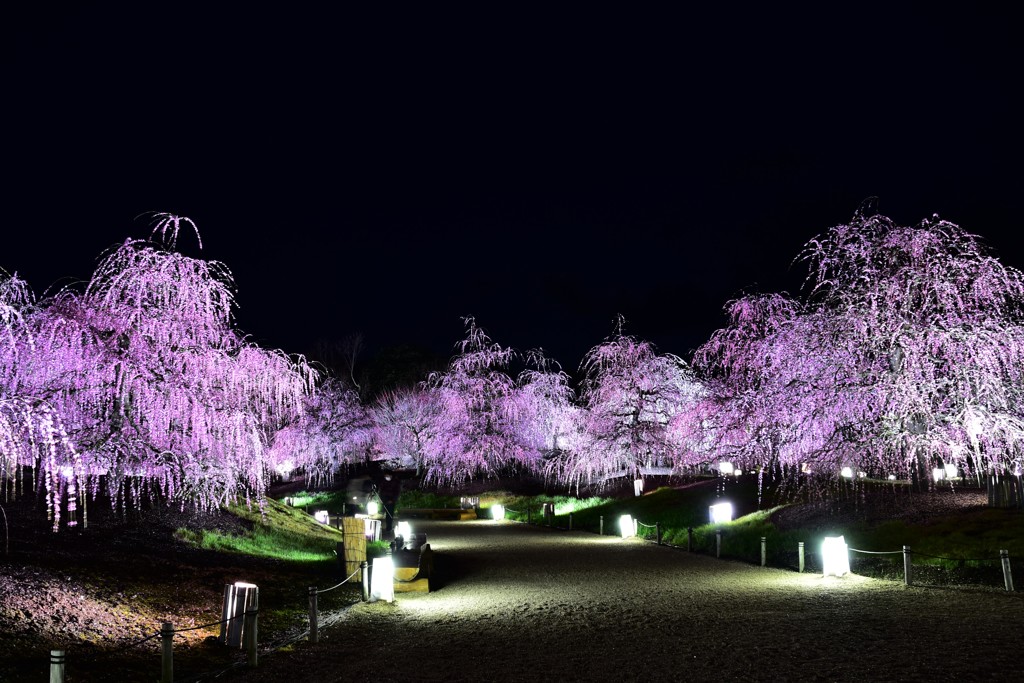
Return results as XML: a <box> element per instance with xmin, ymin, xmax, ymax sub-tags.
<box><xmin>697</xmin><ymin>210</ymin><xmax>1024</xmax><ymax>496</ymax></box>
<box><xmin>568</xmin><ymin>319</ymin><xmax>704</xmax><ymax>489</ymax></box>
<box><xmin>370</xmin><ymin>385</ymin><xmax>441</xmax><ymax>473</ymax></box>
<box><xmin>421</xmin><ymin>318</ymin><xmax>533</xmax><ymax>486</ymax></box>
<box><xmin>10</xmin><ymin>215</ymin><xmax>317</xmax><ymax>526</ymax></box>
<box><xmin>268</xmin><ymin>377</ymin><xmax>372</xmax><ymax>486</ymax></box>
<box><xmin>512</xmin><ymin>349</ymin><xmax>580</xmax><ymax>474</ymax></box>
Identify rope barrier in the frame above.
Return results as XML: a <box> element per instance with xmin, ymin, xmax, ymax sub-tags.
<box><xmin>316</xmin><ymin>567</ymin><xmax>361</xmax><ymax>594</ymax></box>
<box><xmin>636</xmin><ymin>521</ymin><xmax>657</xmax><ymax>528</ymax></box>
<box><xmin>849</xmin><ymin>548</ymin><xmax>904</xmax><ymax>555</ymax></box>
<box><xmin>171</xmin><ymin>618</ymin><xmax>230</xmax><ymax>634</ymax></box>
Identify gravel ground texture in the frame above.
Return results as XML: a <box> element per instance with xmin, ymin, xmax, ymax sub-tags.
<box><xmin>227</xmin><ymin>519</ymin><xmax>1024</xmax><ymax>683</ymax></box>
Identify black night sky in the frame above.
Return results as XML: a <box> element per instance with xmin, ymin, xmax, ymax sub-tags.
<box><xmin>4</xmin><ymin>5</ymin><xmax>1021</xmax><ymax>376</ymax></box>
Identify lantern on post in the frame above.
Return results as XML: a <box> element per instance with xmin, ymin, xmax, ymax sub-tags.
<box><xmin>821</xmin><ymin>536</ymin><xmax>850</xmax><ymax>577</ymax></box>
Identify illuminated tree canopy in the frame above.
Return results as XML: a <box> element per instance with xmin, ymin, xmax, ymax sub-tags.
<box><xmin>7</xmin><ymin>208</ymin><xmax>1024</xmax><ymax>529</ymax></box>
<box><xmin>696</xmin><ymin>209</ymin><xmax>1024</xmax><ymax>483</ymax></box>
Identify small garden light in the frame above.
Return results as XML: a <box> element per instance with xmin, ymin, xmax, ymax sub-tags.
<box><xmin>822</xmin><ymin>536</ymin><xmax>850</xmax><ymax>577</ymax></box>
<box><xmin>709</xmin><ymin>502</ymin><xmax>733</xmax><ymax>524</ymax></box>
<box><xmin>491</xmin><ymin>504</ymin><xmax>505</xmax><ymax>521</ymax></box>
<box><xmin>840</xmin><ymin>466</ymin><xmax>853</xmax><ymax>479</ymax></box>
<box><xmin>313</xmin><ymin>510</ymin><xmax>329</xmax><ymax>524</ymax></box>
<box><xmin>619</xmin><ymin>514</ymin><xmax>634</xmax><ymax>538</ymax></box>
<box><xmin>371</xmin><ymin>556</ymin><xmax>395</xmax><ymax>603</ymax></box>
<box><xmin>932</xmin><ymin>467</ymin><xmax>945</xmax><ymax>482</ymax></box>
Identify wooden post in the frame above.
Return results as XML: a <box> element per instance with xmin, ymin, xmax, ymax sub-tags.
<box><xmin>1001</xmin><ymin>550</ymin><xmax>1014</xmax><ymax>592</ymax></box>
<box><xmin>308</xmin><ymin>587</ymin><xmax>318</xmax><ymax>643</ymax></box>
<box><xmin>716</xmin><ymin>530</ymin><xmax>722</xmax><ymax>558</ymax></box>
<box><xmin>599</xmin><ymin>515</ymin><xmax>604</xmax><ymax>536</ymax></box>
<box><xmin>903</xmin><ymin>545</ymin><xmax>913</xmax><ymax>586</ymax></box>
<box><xmin>160</xmin><ymin>622</ymin><xmax>173</xmax><ymax>683</ymax></box>
<box><xmin>656</xmin><ymin>522</ymin><xmax>662</xmax><ymax>546</ymax></box>
<box><xmin>49</xmin><ymin>650</ymin><xmax>65</xmax><ymax>683</ymax></box>
<box><xmin>244</xmin><ymin>607</ymin><xmax>258</xmax><ymax>668</ymax></box>
<box><xmin>568</xmin><ymin>513</ymin><xmax>573</xmax><ymax>531</ymax></box>
<box><xmin>761</xmin><ymin>536</ymin><xmax>767</xmax><ymax>567</ymax></box>
<box><xmin>798</xmin><ymin>542</ymin><xmax>805</xmax><ymax>573</ymax></box>
<box><xmin>361</xmin><ymin>561</ymin><xmax>371</xmax><ymax>601</ymax></box>
<box><xmin>687</xmin><ymin>527</ymin><xmax>693</xmax><ymax>552</ymax></box>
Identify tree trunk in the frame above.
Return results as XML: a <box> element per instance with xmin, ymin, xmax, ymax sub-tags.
<box><xmin>987</xmin><ymin>473</ymin><xmax>1024</xmax><ymax>509</ymax></box>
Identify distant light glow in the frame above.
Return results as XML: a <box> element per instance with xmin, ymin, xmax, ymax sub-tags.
<box><xmin>718</xmin><ymin>461</ymin><xmax>734</xmax><ymax>475</ymax></box>
<box><xmin>840</xmin><ymin>466</ymin><xmax>853</xmax><ymax>479</ymax></box>
<box><xmin>395</xmin><ymin>521</ymin><xmax>412</xmax><ymax>540</ymax></box>
<box><xmin>619</xmin><ymin>514</ymin><xmax>634</xmax><ymax>538</ymax></box>
<box><xmin>274</xmin><ymin>459</ymin><xmax>294</xmax><ymax>477</ymax></box>
<box><xmin>709</xmin><ymin>502</ymin><xmax>733</xmax><ymax>524</ymax></box>
<box><xmin>887</xmin><ymin>474</ymin><xmax>897</xmax><ymax>481</ymax></box>
<box><xmin>944</xmin><ymin>463</ymin><xmax>958</xmax><ymax>479</ymax></box>
<box><xmin>314</xmin><ymin>510</ymin><xmax>329</xmax><ymax>524</ymax></box>
<box><xmin>491</xmin><ymin>504</ymin><xmax>505</xmax><ymax>521</ymax></box>
<box><xmin>734</xmin><ymin>469</ymin><xmax>743</xmax><ymax>477</ymax></box>
<box><xmin>822</xmin><ymin>536</ymin><xmax>850</xmax><ymax>577</ymax></box>
<box><xmin>858</xmin><ymin>471</ymin><xmax>867</xmax><ymax>479</ymax></box>
<box><xmin>932</xmin><ymin>467</ymin><xmax>945</xmax><ymax>482</ymax></box>
<box><xmin>801</xmin><ymin>463</ymin><xmax>812</xmax><ymax>474</ymax></box>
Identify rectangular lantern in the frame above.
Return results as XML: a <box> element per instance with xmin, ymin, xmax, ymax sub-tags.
<box><xmin>371</xmin><ymin>556</ymin><xmax>395</xmax><ymax>602</ymax></box>
<box><xmin>932</xmin><ymin>467</ymin><xmax>945</xmax><ymax>482</ymax></box>
<box><xmin>395</xmin><ymin>520</ymin><xmax>412</xmax><ymax>541</ymax></box>
<box><xmin>619</xmin><ymin>514</ymin><xmax>634</xmax><ymax>538</ymax></box>
<box><xmin>822</xmin><ymin>536</ymin><xmax>850</xmax><ymax>577</ymax></box>
<box><xmin>219</xmin><ymin>582</ymin><xmax>258</xmax><ymax>648</ymax></box>
<box><xmin>709</xmin><ymin>502</ymin><xmax>733</xmax><ymax>524</ymax></box>
<box><xmin>313</xmin><ymin>510</ymin><xmax>329</xmax><ymax>524</ymax></box>
<box><xmin>491</xmin><ymin>504</ymin><xmax>505</xmax><ymax>521</ymax></box>
<box><xmin>944</xmin><ymin>463</ymin><xmax>958</xmax><ymax>479</ymax></box>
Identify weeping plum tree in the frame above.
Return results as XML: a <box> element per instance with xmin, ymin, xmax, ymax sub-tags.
<box><xmin>569</xmin><ymin>319</ymin><xmax>704</xmax><ymax>489</ymax></box>
<box><xmin>697</xmin><ymin>208</ymin><xmax>1024</xmax><ymax>501</ymax></box>
<box><xmin>512</xmin><ymin>349</ymin><xmax>580</xmax><ymax>473</ymax></box>
<box><xmin>8</xmin><ymin>215</ymin><xmax>317</xmax><ymax>527</ymax></box>
<box><xmin>268</xmin><ymin>378</ymin><xmax>371</xmax><ymax>486</ymax></box>
<box><xmin>421</xmin><ymin>318</ymin><xmax>537</xmax><ymax>486</ymax></box>
<box><xmin>371</xmin><ymin>385</ymin><xmax>441</xmax><ymax>473</ymax></box>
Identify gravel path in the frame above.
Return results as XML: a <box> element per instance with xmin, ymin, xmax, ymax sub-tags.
<box><xmin>229</xmin><ymin>519</ymin><xmax>1024</xmax><ymax>682</ymax></box>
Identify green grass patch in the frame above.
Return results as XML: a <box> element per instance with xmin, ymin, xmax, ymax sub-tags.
<box><xmin>175</xmin><ymin>498</ymin><xmax>344</xmax><ymax>562</ymax></box>
<box><xmin>277</xmin><ymin>490</ymin><xmax>350</xmax><ymax>514</ymax></box>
